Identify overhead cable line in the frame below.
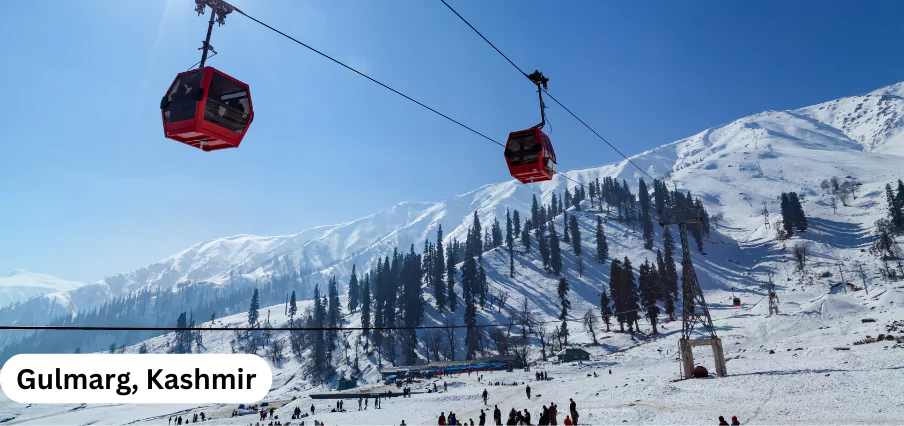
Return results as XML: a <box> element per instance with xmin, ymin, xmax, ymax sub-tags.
<box><xmin>439</xmin><ymin>0</ymin><xmax>656</xmax><ymax>182</ymax></box>
<box><xmin>229</xmin><ymin>5</ymin><xmax>503</xmax><ymax>147</ymax></box>
<box><xmin>0</xmin><ymin>303</ymin><xmax>659</xmax><ymax>333</ymax></box>
<box><xmin>230</xmin><ymin>3</ymin><xmax>583</xmax><ymax>187</ymax></box>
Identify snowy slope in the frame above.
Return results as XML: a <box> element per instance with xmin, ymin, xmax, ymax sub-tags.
<box><xmin>13</xmin><ymin>81</ymin><xmax>904</xmax><ymax>323</ymax></box>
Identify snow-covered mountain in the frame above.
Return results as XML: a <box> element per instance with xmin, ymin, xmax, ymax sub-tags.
<box><xmin>16</xmin><ymin>81</ymin><xmax>904</xmax><ymax>317</ymax></box>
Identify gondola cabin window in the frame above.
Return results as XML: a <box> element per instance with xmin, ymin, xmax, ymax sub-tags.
<box><xmin>204</xmin><ymin>73</ymin><xmax>251</xmax><ymax>134</ymax></box>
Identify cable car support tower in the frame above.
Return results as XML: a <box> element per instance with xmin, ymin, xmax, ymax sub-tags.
<box><xmin>659</xmin><ymin>207</ymin><xmax>727</xmax><ymax>379</ymax></box>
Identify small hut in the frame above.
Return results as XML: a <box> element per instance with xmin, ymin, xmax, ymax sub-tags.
<box><xmin>556</xmin><ymin>348</ymin><xmax>590</xmax><ymax>363</ymax></box>
<box><xmin>337</xmin><ymin>376</ymin><xmax>358</xmax><ymax>390</ymax></box>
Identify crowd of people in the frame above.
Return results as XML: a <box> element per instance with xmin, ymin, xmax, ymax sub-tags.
<box><xmin>440</xmin><ymin>387</ymin><xmax>583</xmax><ymax>426</ymax></box>
<box><xmin>168</xmin><ymin>412</ymin><xmax>206</xmax><ymax>424</ymax></box>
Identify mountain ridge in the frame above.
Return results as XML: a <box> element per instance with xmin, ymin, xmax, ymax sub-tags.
<box><xmin>11</xmin><ymin>80</ymin><xmax>904</xmax><ymax>312</ymax></box>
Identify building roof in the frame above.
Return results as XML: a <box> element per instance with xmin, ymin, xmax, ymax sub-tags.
<box><xmin>379</xmin><ymin>355</ymin><xmax>522</xmax><ymax>374</ymax></box>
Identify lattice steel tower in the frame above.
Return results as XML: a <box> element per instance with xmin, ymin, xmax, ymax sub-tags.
<box><xmin>659</xmin><ymin>207</ymin><xmax>727</xmax><ymax>378</ymax></box>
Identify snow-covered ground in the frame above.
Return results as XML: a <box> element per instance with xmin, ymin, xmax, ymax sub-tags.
<box><xmin>0</xmin><ymin>283</ymin><xmax>900</xmax><ymax>425</ymax></box>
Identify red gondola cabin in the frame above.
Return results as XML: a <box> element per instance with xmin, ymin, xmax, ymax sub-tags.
<box><xmin>504</xmin><ymin>128</ymin><xmax>556</xmax><ymax>184</ymax></box>
<box><xmin>161</xmin><ymin>66</ymin><xmax>253</xmax><ymax>151</ymax></box>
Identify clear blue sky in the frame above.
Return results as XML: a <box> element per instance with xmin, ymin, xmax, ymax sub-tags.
<box><xmin>2</xmin><ymin>0</ymin><xmax>902</xmax><ymax>281</ymax></box>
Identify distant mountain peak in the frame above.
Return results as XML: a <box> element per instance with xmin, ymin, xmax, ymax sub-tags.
<box><xmin>5</xmin><ymin>268</ymin><xmax>28</xmax><ymax>277</ymax></box>
<box><xmin>868</xmin><ymin>81</ymin><xmax>904</xmax><ymax>98</ymax></box>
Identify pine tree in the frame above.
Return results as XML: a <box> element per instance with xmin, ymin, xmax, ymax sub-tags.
<box><xmin>609</xmin><ymin>259</ymin><xmax>624</xmax><ymax>332</ymax></box>
<box><xmin>564</xmin><ymin>188</ymin><xmax>572</xmax><ymax>212</ymax></box>
<box><xmin>328</xmin><ymin>276</ymin><xmax>341</xmax><ymax>356</ymax></box>
<box><xmin>531</xmin><ymin>195</ymin><xmax>540</xmax><ymax>226</ymax></box>
<box><xmin>513</xmin><ymin>210</ymin><xmax>522</xmax><ymax>237</ymax></box>
<box><xmin>788</xmin><ymin>192</ymin><xmax>807</xmax><ymax>231</ymax></box>
<box><xmin>563</xmin><ymin>211</ymin><xmax>571</xmax><ymax>243</ymax></box>
<box><xmin>595</xmin><ymin>216</ymin><xmax>608</xmax><ymax>263</ymax></box>
<box><xmin>573</xmin><ymin>188</ymin><xmax>581</xmax><ymax>211</ymax></box>
<box><xmin>639</xmin><ymin>178</ymin><xmax>654</xmax><ymax>250</ymax></box>
<box><xmin>347</xmin><ymin>265</ymin><xmax>359</xmax><ymax>313</ymax></box>
<box><xmin>558</xmin><ymin>197</ymin><xmax>564</xmax><ymax>217</ymax></box>
<box><xmin>312</xmin><ymin>284</ymin><xmax>327</xmax><ymax>378</ymax></box>
<box><xmin>537</xmin><ymin>224</ymin><xmax>550</xmax><ymax>270</ymax></box>
<box><xmin>558</xmin><ymin>277</ymin><xmax>571</xmax><ymax>345</ymax></box>
<box><xmin>461</xmin><ymin>246</ymin><xmax>479</xmax><ymax>359</ymax></box>
<box><xmin>522</xmin><ymin>219</ymin><xmax>532</xmax><ymax>252</ymax></box>
<box><xmin>507</xmin><ymin>209</ymin><xmax>515</xmax><ymax>278</ymax></box>
<box><xmin>360</xmin><ymin>274</ymin><xmax>371</xmax><ymax>335</ymax></box>
<box><xmin>447</xmin><ymin>241</ymin><xmax>458</xmax><ymax>312</ymax></box>
<box><xmin>434</xmin><ymin>226</ymin><xmax>447</xmax><ymax>311</ymax></box>
<box><xmin>477</xmin><ymin>256</ymin><xmax>488</xmax><ymax>308</ymax></box>
<box><xmin>621</xmin><ymin>257</ymin><xmax>640</xmax><ymax>336</ymax></box>
<box><xmin>570</xmin><ymin>214</ymin><xmax>583</xmax><ymax>276</ymax></box>
<box><xmin>248</xmin><ymin>288</ymin><xmax>260</xmax><ymax>327</ymax></box>
<box><xmin>638</xmin><ymin>260</ymin><xmax>660</xmax><ymax>334</ymax></box>
<box><xmin>549</xmin><ymin>222</ymin><xmax>563</xmax><ymax>275</ymax></box>
<box><xmin>288</xmin><ymin>290</ymin><xmax>298</xmax><ymax>321</ymax></box>
<box><xmin>887</xmin><ymin>182</ymin><xmax>904</xmax><ymax>231</ymax></box>
<box><xmin>551</xmin><ymin>193</ymin><xmax>559</xmax><ymax>217</ymax></box>
<box><xmin>896</xmin><ymin>180</ymin><xmax>904</xmax><ymax>224</ymax></box>
<box><xmin>470</xmin><ymin>211</ymin><xmax>483</xmax><ymax>254</ymax></box>
<box><xmin>600</xmin><ymin>287</ymin><xmax>612</xmax><ymax>332</ymax></box>
<box><xmin>492</xmin><ymin>217</ymin><xmax>503</xmax><ymax>248</ymax></box>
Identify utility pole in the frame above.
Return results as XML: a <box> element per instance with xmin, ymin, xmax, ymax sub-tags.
<box><xmin>837</xmin><ymin>263</ymin><xmax>847</xmax><ymax>294</ymax></box>
<box><xmin>856</xmin><ymin>263</ymin><xmax>869</xmax><ymax>295</ymax></box>
<box><xmin>659</xmin><ymin>207</ymin><xmax>726</xmax><ymax>379</ymax></box>
<box><xmin>762</xmin><ymin>202</ymin><xmax>770</xmax><ymax>229</ymax></box>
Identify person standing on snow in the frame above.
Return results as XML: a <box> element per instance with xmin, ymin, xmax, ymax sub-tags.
<box><xmin>569</xmin><ymin>398</ymin><xmax>577</xmax><ymax>425</ymax></box>
<box><xmin>718</xmin><ymin>416</ymin><xmax>729</xmax><ymax>425</ymax></box>
<box><xmin>494</xmin><ymin>405</ymin><xmax>502</xmax><ymax>425</ymax></box>
<box><xmin>731</xmin><ymin>416</ymin><xmax>741</xmax><ymax>425</ymax></box>
<box><xmin>483</xmin><ymin>389</ymin><xmax>489</xmax><ymax>405</ymax></box>
<box><xmin>479</xmin><ymin>409</ymin><xmax>487</xmax><ymax>425</ymax></box>
<box><xmin>439</xmin><ymin>412</ymin><xmax>446</xmax><ymax>425</ymax></box>
<box><xmin>549</xmin><ymin>403</ymin><xmax>558</xmax><ymax>425</ymax></box>
<box><xmin>526</xmin><ymin>385</ymin><xmax>531</xmax><ymax>399</ymax></box>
